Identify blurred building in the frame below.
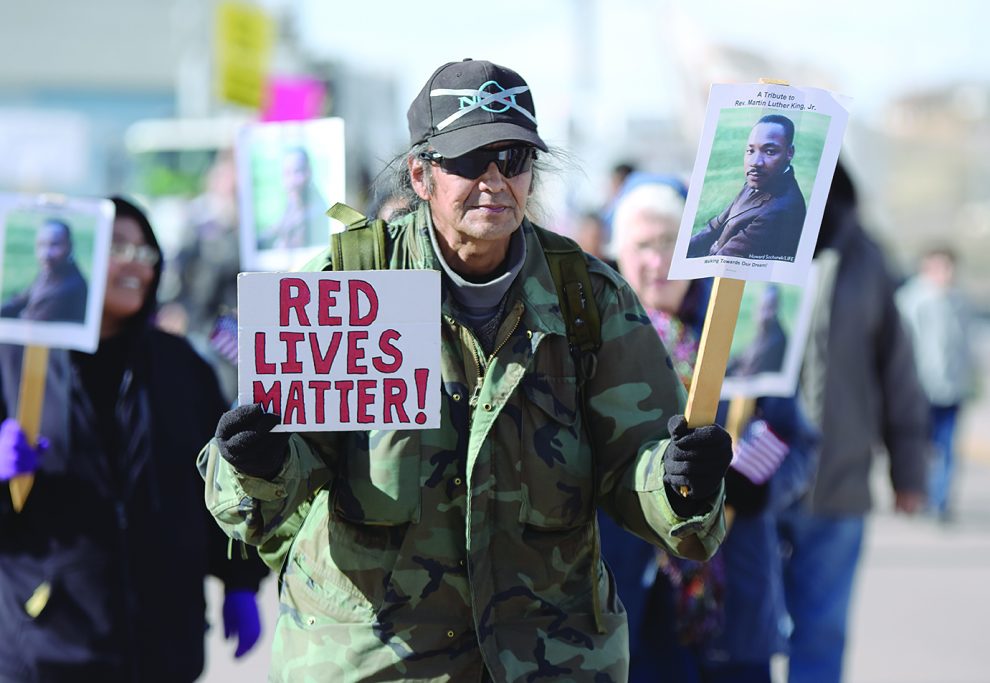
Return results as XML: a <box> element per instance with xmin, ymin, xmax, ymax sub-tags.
<box><xmin>0</xmin><ymin>1</ymin><xmax>188</xmax><ymax>195</ymax></box>
<box><xmin>2</xmin><ymin>1</ymin><xmax>987</xmax><ymax>316</ymax></box>
<box><xmin>872</xmin><ymin>82</ymin><xmax>990</xmax><ymax>308</ymax></box>
<box><xmin>0</xmin><ymin>1</ymin><xmax>400</xmax><ymax>206</ymax></box>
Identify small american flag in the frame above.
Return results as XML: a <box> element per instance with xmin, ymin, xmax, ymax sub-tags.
<box><xmin>209</xmin><ymin>313</ymin><xmax>239</xmax><ymax>365</ymax></box>
<box><xmin>730</xmin><ymin>419</ymin><xmax>788</xmax><ymax>484</ymax></box>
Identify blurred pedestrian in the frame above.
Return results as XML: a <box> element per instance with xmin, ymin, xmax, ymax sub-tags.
<box><xmin>164</xmin><ymin>150</ymin><xmax>241</xmax><ymax>402</ymax></box>
<box><xmin>599</xmin><ymin>160</ymin><xmax>638</xmax><ymax>239</ymax></box>
<box><xmin>0</xmin><ymin>196</ymin><xmax>267</xmax><ymax>682</ymax></box>
<box><xmin>365</xmin><ymin>154</ymin><xmax>416</xmax><ymax>222</ymax></box>
<box><xmin>781</xmin><ymin>160</ymin><xmax>929</xmax><ymax>683</ymax></box>
<box><xmin>601</xmin><ymin>177</ymin><xmax>818</xmax><ymax>683</ymax></box>
<box><xmin>199</xmin><ymin>58</ymin><xmax>734</xmax><ymax>681</ymax></box>
<box><xmin>573</xmin><ymin>210</ymin><xmax>618</xmax><ymax>269</ymax></box>
<box><xmin>896</xmin><ymin>245</ymin><xmax>976</xmax><ymax>522</ymax></box>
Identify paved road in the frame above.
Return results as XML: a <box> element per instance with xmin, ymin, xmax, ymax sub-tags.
<box><xmin>844</xmin><ymin>335</ymin><xmax>990</xmax><ymax>683</ymax></box>
<box><xmin>844</xmin><ymin>455</ymin><xmax>990</xmax><ymax>683</ymax></box>
<box><xmin>201</xmin><ymin>574</ymin><xmax>274</xmax><ymax>682</ymax></box>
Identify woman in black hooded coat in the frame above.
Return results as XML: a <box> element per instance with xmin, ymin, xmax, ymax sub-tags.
<box><xmin>0</xmin><ymin>197</ymin><xmax>267</xmax><ymax>682</ymax></box>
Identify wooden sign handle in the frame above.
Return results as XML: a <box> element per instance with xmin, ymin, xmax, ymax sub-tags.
<box><xmin>9</xmin><ymin>345</ymin><xmax>48</xmax><ymax>512</ymax></box>
<box><xmin>674</xmin><ymin>76</ymin><xmax>790</xmax><ymax>497</ymax></box>
<box><xmin>685</xmin><ymin>277</ymin><xmax>745</xmax><ymax>427</ymax></box>
<box><xmin>675</xmin><ymin>277</ymin><xmax>745</xmax><ymax>497</ymax></box>
<box><xmin>701</xmin><ymin>78</ymin><xmax>785</xmax><ymax>435</ymax></box>
<box><xmin>711</xmin><ymin>77</ymin><xmax>787</xmax><ymax>436</ymax></box>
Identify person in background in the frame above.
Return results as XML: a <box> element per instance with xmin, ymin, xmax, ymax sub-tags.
<box><xmin>0</xmin><ymin>196</ymin><xmax>267</xmax><ymax>682</ymax></box>
<box><xmin>573</xmin><ymin>210</ymin><xmax>618</xmax><ymax>270</ymax></box>
<box><xmin>365</xmin><ymin>157</ymin><xmax>416</xmax><ymax>222</ymax></box>
<box><xmin>161</xmin><ymin>149</ymin><xmax>242</xmax><ymax>403</ymax></box>
<box><xmin>601</xmin><ymin>177</ymin><xmax>818</xmax><ymax>683</ymax></box>
<box><xmin>610</xmin><ymin>161</ymin><xmax>637</xmax><ymax>196</ymax></box>
<box><xmin>781</xmin><ymin>160</ymin><xmax>928</xmax><ymax>683</ymax></box>
<box><xmin>199</xmin><ymin>58</ymin><xmax>734</xmax><ymax>681</ymax></box>
<box><xmin>896</xmin><ymin>245</ymin><xmax>976</xmax><ymax>522</ymax></box>
<box><xmin>1</xmin><ymin>218</ymin><xmax>88</xmax><ymax>323</ymax></box>
<box><xmin>598</xmin><ymin>160</ymin><xmax>638</xmax><ymax>242</ymax></box>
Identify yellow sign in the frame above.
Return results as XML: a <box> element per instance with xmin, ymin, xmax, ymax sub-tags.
<box><xmin>216</xmin><ymin>1</ymin><xmax>274</xmax><ymax>109</ymax></box>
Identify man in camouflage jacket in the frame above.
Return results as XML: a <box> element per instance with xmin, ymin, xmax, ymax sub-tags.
<box><xmin>200</xmin><ymin>59</ymin><xmax>733</xmax><ymax>682</ymax></box>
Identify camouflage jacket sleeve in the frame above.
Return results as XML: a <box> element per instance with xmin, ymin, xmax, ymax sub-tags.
<box><xmin>586</xmin><ymin>266</ymin><xmax>726</xmax><ymax>560</ymax></box>
<box><xmin>198</xmin><ymin>433</ymin><xmax>336</xmax><ymax>546</ymax></box>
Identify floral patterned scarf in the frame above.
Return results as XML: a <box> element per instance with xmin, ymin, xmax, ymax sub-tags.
<box><xmin>647</xmin><ymin>308</ymin><xmax>698</xmax><ymax>390</ymax></box>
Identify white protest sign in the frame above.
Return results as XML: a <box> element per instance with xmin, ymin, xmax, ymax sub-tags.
<box><xmin>664</xmin><ymin>81</ymin><xmax>850</xmax><ymax>436</ymax></box>
<box><xmin>668</xmin><ymin>82</ymin><xmax>851</xmax><ymax>286</ymax></box>
<box><xmin>236</xmin><ymin>117</ymin><xmax>346</xmax><ymax>272</ymax></box>
<box><xmin>719</xmin><ymin>264</ymin><xmax>820</xmax><ymax>399</ymax></box>
<box><xmin>237</xmin><ymin>270</ymin><xmax>441</xmax><ymax>431</ymax></box>
<box><xmin>0</xmin><ymin>192</ymin><xmax>113</xmax><ymax>353</ymax></box>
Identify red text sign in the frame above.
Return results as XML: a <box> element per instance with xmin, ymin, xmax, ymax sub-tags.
<box><xmin>237</xmin><ymin>271</ymin><xmax>440</xmax><ymax>431</ymax></box>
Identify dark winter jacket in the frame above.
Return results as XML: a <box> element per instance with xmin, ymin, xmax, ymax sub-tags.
<box><xmin>798</xmin><ymin>202</ymin><xmax>928</xmax><ymax>514</ymax></box>
<box><xmin>0</xmin><ymin>327</ymin><xmax>266</xmax><ymax>683</ymax></box>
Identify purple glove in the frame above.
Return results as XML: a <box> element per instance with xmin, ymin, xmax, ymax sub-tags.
<box><xmin>0</xmin><ymin>418</ymin><xmax>48</xmax><ymax>482</ymax></box>
<box><xmin>222</xmin><ymin>589</ymin><xmax>262</xmax><ymax>658</ymax></box>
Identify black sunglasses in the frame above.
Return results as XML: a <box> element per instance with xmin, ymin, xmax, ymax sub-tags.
<box><xmin>418</xmin><ymin>146</ymin><xmax>537</xmax><ymax>180</ymax></box>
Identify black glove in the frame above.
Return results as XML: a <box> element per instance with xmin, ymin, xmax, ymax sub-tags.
<box><xmin>662</xmin><ymin>415</ymin><xmax>733</xmax><ymax>517</ymax></box>
<box><xmin>215</xmin><ymin>404</ymin><xmax>290</xmax><ymax>480</ymax></box>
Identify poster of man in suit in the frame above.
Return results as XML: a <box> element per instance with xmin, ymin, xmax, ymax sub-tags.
<box><xmin>237</xmin><ymin>117</ymin><xmax>345</xmax><ymax>272</ymax></box>
<box><xmin>0</xmin><ymin>194</ymin><xmax>113</xmax><ymax>353</ymax></box>
<box><xmin>669</xmin><ymin>82</ymin><xmax>850</xmax><ymax>287</ymax></box>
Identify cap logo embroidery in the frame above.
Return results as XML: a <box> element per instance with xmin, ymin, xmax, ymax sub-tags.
<box><xmin>430</xmin><ymin>83</ymin><xmax>537</xmax><ymax>131</ymax></box>
<box><xmin>463</xmin><ymin>80</ymin><xmax>513</xmax><ymax>113</ymax></box>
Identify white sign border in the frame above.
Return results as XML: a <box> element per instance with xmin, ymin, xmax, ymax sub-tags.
<box><xmin>236</xmin><ymin>117</ymin><xmax>346</xmax><ymax>273</ymax></box>
<box><xmin>0</xmin><ymin>193</ymin><xmax>113</xmax><ymax>353</ymax></box>
<box><xmin>236</xmin><ymin>269</ymin><xmax>442</xmax><ymax>432</ymax></box>
<box><xmin>669</xmin><ymin>83</ymin><xmax>851</xmax><ymax>287</ymax></box>
<box><xmin>719</xmin><ymin>262</ymin><xmax>820</xmax><ymax>399</ymax></box>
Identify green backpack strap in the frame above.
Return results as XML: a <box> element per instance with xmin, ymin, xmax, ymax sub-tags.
<box><xmin>535</xmin><ymin>226</ymin><xmax>602</xmax><ymax>371</ymax></box>
<box><xmin>259</xmin><ymin>203</ymin><xmax>385</xmax><ymax>583</ymax></box>
<box><xmin>326</xmin><ymin>202</ymin><xmax>387</xmax><ymax>271</ymax></box>
<box><xmin>535</xmin><ymin>224</ymin><xmax>605</xmax><ymax>633</ymax></box>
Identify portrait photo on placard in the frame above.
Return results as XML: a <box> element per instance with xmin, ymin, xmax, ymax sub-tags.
<box><xmin>237</xmin><ymin>117</ymin><xmax>345</xmax><ymax>272</ymax></box>
<box><xmin>720</xmin><ymin>269</ymin><xmax>818</xmax><ymax>399</ymax></box>
<box><xmin>0</xmin><ymin>194</ymin><xmax>113</xmax><ymax>352</ymax></box>
<box><xmin>669</xmin><ymin>82</ymin><xmax>850</xmax><ymax>286</ymax></box>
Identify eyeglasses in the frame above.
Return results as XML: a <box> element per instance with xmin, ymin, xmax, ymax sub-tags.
<box><xmin>418</xmin><ymin>146</ymin><xmax>537</xmax><ymax>180</ymax></box>
<box><xmin>110</xmin><ymin>242</ymin><xmax>159</xmax><ymax>266</ymax></box>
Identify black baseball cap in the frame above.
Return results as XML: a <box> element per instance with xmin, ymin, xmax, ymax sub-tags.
<box><xmin>407</xmin><ymin>59</ymin><xmax>548</xmax><ymax>158</ymax></box>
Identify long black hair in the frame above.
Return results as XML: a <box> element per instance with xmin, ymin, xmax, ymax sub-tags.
<box><xmin>108</xmin><ymin>196</ymin><xmax>164</xmax><ymax>328</ymax></box>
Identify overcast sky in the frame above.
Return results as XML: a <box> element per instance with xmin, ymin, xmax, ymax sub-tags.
<box><xmin>295</xmin><ymin>0</ymin><xmax>989</xmax><ymax>122</ymax></box>
<box><xmin>281</xmin><ymin>0</ymin><xmax>989</xmax><ymax>216</ymax></box>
